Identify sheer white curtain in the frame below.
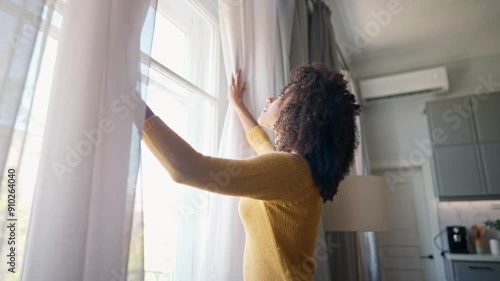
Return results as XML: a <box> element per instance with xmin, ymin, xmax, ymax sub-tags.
<box><xmin>196</xmin><ymin>1</ymin><xmax>295</xmax><ymax>280</ymax></box>
<box><xmin>0</xmin><ymin>0</ymin><xmax>46</xmax><ymax>176</ymax></box>
<box><xmin>3</xmin><ymin>0</ymin><xmax>158</xmax><ymax>280</ymax></box>
<box><xmin>0</xmin><ymin>1</ymin><xmax>50</xmax><ymax>280</ymax></box>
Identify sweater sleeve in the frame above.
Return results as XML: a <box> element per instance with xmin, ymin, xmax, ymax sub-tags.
<box><xmin>141</xmin><ymin>116</ymin><xmax>311</xmax><ymax>201</ymax></box>
<box><xmin>245</xmin><ymin>125</ymin><xmax>275</xmax><ymax>155</ymax></box>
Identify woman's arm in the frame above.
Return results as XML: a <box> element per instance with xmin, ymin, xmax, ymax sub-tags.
<box><xmin>141</xmin><ymin>115</ymin><xmax>311</xmax><ymax>201</ymax></box>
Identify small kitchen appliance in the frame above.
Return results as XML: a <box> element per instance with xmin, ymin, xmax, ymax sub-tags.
<box><xmin>447</xmin><ymin>226</ymin><xmax>468</xmax><ymax>254</ymax></box>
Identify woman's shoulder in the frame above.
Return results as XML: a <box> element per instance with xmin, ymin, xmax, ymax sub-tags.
<box><xmin>253</xmin><ymin>151</ymin><xmax>309</xmax><ymax>165</ymax></box>
<box><xmin>253</xmin><ymin>152</ymin><xmax>313</xmax><ymax>180</ymax></box>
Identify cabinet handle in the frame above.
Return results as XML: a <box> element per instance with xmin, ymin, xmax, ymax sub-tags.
<box><xmin>468</xmin><ymin>266</ymin><xmax>493</xmax><ymax>271</ymax></box>
<box><xmin>420</xmin><ymin>254</ymin><xmax>434</xmax><ymax>260</ymax></box>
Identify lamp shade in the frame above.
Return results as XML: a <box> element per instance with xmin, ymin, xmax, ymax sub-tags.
<box><xmin>322</xmin><ymin>175</ymin><xmax>392</xmax><ymax>232</ymax></box>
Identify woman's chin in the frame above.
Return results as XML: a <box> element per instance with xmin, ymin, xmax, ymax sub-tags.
<box><xmin>258</xmin><ymin>122</ymin><xmax>273</xmax><ymax>131</ymax></box>
<box><xmin>257</xmin><ymin>116</ymin><xmax>266</xmax><ymax>128</ymax></box>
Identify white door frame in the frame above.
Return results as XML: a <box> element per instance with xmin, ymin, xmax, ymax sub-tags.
<box><xmin>421</xmin><ymin>159</ymin><xmax>447</xmax><ymax>281</ymax></box>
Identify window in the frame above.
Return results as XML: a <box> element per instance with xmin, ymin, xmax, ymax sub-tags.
<box><xmin>139</xmin><ymin>0</ymin><xmax>222</xmax><ymax>280</ymax></box>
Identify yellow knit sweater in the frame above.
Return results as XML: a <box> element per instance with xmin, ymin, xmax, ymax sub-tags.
<box><xmin>142</xmin><ymin>115</ymin><xmax>323</xmax><ymax>281</ymax></box>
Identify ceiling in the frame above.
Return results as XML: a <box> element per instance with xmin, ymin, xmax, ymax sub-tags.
<box><xmin>326</xmin><ymin>0</ymin><xmax>500</xmax><ymax>76</ymax></box>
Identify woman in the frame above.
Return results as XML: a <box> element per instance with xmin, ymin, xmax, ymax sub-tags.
<box><xmin>141</xmin><ymin>63</ymin><xmax>361</xmax><ymax>280</ymax></box>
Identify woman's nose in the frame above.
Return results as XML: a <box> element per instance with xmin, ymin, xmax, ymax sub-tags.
<box><xmin>266</xmin><ymin>97</ymin><xmax>276</xmax><ymax>105</ymax></box>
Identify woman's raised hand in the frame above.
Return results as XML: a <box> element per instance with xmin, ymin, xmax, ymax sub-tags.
<box><xmin>228</xmin><ymin>69</ymin><xmax>247</xmax><ymax>108</ymax></box>
<box><xmin>227</xmin><ymin>69</ymin><xmax>257</xmax><ymax>133</ymax></box>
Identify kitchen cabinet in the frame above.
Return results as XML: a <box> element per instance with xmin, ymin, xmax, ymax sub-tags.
<box><xmin>433</xmin><ymin>145</ymin><xmax>484</xmax><ymax>197</ymax></box>
<box><xmin>479</xmin><ymin>143</ymin><xmax>500</xmax><ymax>195</ymax></box>
<box><xmin>426</xmin><ymin>92</ymin><xmax>500</xmax><ymax>200</ymax></box>
<box><xmin>426</xmin><ymin>96</ymin><xmax>476</xmax><ymax>146</ymax></box>
<box><xmin>452</xmin><ymin>261</ymin><xmax>500</xmax><ymax>281</ymax></box>
<box><xmin>472</xmin><ymin>93</ymin><xmax>500</xmax><ymax>142</ymax></box>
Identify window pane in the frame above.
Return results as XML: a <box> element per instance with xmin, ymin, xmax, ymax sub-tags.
<box><xmin>142</xmin><ymin>67</ymin><xmax>215</xmax><ymax>278</ymax></box>
<box><xmin>50</xmin><ymin>10</ymin><xmax>63</xmax><ymax>29</ymax></box>
<box><xmin>145</xmin><ymin>67</ymin><xmax>214</xmax><ymax>154</ymax></box>
<box><xmin>151</xmin><ymin>13</ymin><xmax>186</xmax><ymax>76</ymax></box>
<box><xmin>152</xmin><ymin>0</ymin><xmax>215</xmax><ymax>95</ymax></box>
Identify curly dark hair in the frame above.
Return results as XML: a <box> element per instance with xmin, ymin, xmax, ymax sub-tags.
<box><xmin>274</xmin><ymin>63</ymin><xmax>361</xmax><ymax>203</ymax></box>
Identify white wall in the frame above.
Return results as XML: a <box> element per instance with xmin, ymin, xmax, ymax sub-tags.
<box><xmin>360</xmin><ymin>54</ymin><xmax>500</xmax><ymax>168</ymax></box>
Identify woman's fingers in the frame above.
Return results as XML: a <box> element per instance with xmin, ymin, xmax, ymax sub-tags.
<box><xmin>230</xmin><ymin>69</ymin><xmax>246</xmax><ymax>95</ymax></box>
<box><xmin>237</xmin><ymin>69</ymin><xmax>242</xmax><ymax>84</ymax></box>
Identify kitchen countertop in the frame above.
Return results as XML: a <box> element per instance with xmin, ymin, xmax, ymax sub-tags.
<box><xmin>446</xmin><ymin>253</ymin><xmax>500</xmax><ymax>262</ymax></box>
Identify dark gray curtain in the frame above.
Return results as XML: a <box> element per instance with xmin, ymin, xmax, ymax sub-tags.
<box><xmin>308</xmin><ymin>0</ymin><xmax>340</xmax><ymax>71</ymax></box>
<box><xmin>289</xmin><ymin>0</ymin><xmax>309</xmax><ymax>69</ymax></box>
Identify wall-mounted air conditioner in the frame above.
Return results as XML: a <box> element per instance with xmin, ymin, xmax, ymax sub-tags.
<box><xmin>358</xmin><ymin>66</ymin><xmax>449</xmax><ymax>103</ymax></box>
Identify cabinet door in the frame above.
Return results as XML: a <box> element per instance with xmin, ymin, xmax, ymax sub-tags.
<box><xmin>433</xmin><ymin>145</ymin><xmax>484</xmax><ymax>197</ymax></box>
<box><xmin>473</xmin><ymin>92</ymin><xmax>500</xmax><ymax>142</ymax></box>
<box><xmin>479</xmin><ymin>143</ymin><xmax>500</xmax><ymax>195</ymax></box>
<box><xmin>427</xmin><ymin>96</ymin><xmax>476</xmax><ymax>146</ymax></box>
<box><xmin>453</xmin><ymin>261</ymin><xmax>500</xmax><ymax>281</ymax></box>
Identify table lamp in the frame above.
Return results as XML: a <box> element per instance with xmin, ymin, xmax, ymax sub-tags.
<box><xmin>322</xmin><ymin>175</ymin><xmax>393</xmax><ymax>280</ymax></box>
